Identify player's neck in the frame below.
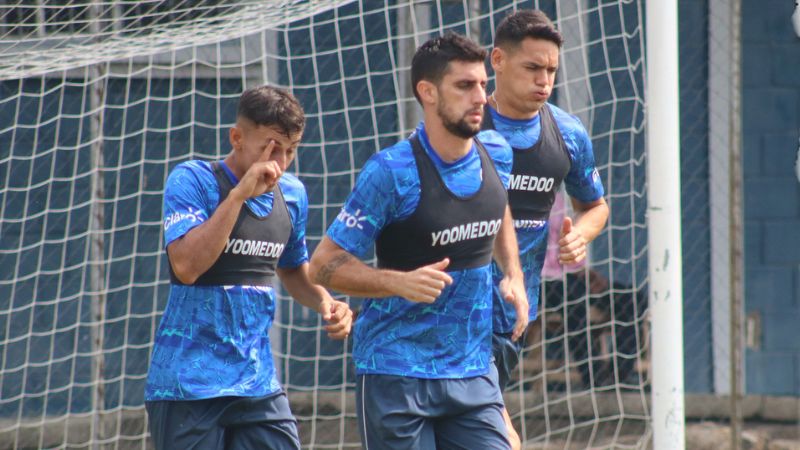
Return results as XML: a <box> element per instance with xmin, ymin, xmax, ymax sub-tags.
<box><xmin>223</xmin><ymin>153</ymin><xmax>246</xmax><ymax>181</ymax></box>
<box><xmin>490</xmin><ymin>90</ymin><xmax>540</xmax><ymax>121</ymax></box>
<box><xmin>423</xmin><ymin>117</ymin><xmax>473</xmax><ymax>162</ymax></box>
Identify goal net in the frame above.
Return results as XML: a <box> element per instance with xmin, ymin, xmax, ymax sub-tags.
<box><xmin>0</xmin><ymin>0</ymin><xmax>648</xmax><ymax>448</ymax></box>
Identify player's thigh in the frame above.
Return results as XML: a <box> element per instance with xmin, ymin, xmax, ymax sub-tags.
<box><xmin>434</xmin><ymin>405</ymin><xmax>510</xmax><ymax>450</ymax></box>
<box><xmin>224</xmin><ymin>420</ymin><xmax>300</xmax><ymax>450</ymax></box>
<box><xmin>434</xmin><ymin>366</ymin><xmax>510</xmax><ymax>450</ymax></box>
<box><xmin>145</xmin><ymin>399</ymin><xmax>226</xmax><ymax>450</ymax></box>
<box><xmin>221</xmin><ymin>392</ymin><xmax>301</xmax><ymax>450</ymax></box>
<box><xmin>356</xmin><ymin>374</ymin><xmax>435</xmax><ymax>450</ymax></box>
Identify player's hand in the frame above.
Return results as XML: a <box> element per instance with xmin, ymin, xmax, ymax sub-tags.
<box><xmin>499</xmin><ymin>273</ymin><xmax>529</xmax><ymax>341</ymax></box>
<box><xmin>232</xmin><ymin>140</ymin><xmax>283</xmax><ymax>201</ymax></box>
<box><xmin>318</xmin><ymin>298</ymin><xmax>353</xmax><ymax>340</ymax></box>
<box><xmin>395</xmin><ymin>258</ymin><xmax>453</xmax><ymax>303</ymax></box>
<box><xmin>558</xmin><ymin>217</ymin><xmax>587</xmax><ymax>264</ymax></box>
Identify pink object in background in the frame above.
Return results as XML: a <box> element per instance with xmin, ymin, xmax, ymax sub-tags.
<box><xmin>541</xmin><ymin>191</ymin><xmax>586</xmax><ymax>280</ymax></box>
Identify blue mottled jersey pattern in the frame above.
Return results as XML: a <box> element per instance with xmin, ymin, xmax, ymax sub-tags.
<box><xmin>327</xmin><ymin>123</ymin><xmax>512</xmax><ymax>379</ymax></box>
<box><xmin>145</xmin><ymin>160</ymin><xmax>309</xmax><ymax>401</ymax></box>
<box><xmin>489</xmin><ymin>104</ymin><xmax>605</xmax><ymax>334</ymax></box>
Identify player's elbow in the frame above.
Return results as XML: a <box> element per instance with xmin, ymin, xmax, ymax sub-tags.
<box><xmin>171</xmin><ymin>262</ymin><xmax>200</xmax><ymax>285</ymax></box>
<box><xmin>168</xmin><ymin>254</ymin><xmax>200</xmax><ymax>285</ymax></box>
<box><xmin>166</xmin><ymin>241</ymin><xmax>204</xmax><ymax>284</ymax></box>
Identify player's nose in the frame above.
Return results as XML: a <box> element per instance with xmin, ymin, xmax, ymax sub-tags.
<box><xmin>473</xmin><ymin>85</ymin><xmax>487</xmax><ymax>105</ymax></box>
<box><xmin>272</xmin><ymin>151</ymin><xmax>287</xmax><ymax>169</ymax></box>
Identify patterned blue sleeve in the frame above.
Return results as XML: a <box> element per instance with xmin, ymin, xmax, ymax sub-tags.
<box><xmin>162</xmin><ymin>161</ymin><xmax>214</xmax><ymax>248</ymax></box>
<box><xmin>278</xmin><ymin>174</ymin><xmax>310</xmax><ymax>268</ymax></box>
<box><xmin>326</xmin><ymin>152</ymin><xmax>400</xmax><ymax>257</ymax></box>
<box><xmin>558</xmin><ymin>112</ymin><xmax>605</xmax><ymax>202</ymax></box>
<box><xmin>477</xmin><ymin>130</ymin><xmax>513</xmax><ymax>189</ymax></box>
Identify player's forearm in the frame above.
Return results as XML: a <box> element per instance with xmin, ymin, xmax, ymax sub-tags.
<box><xmin>571</xmin><ymin>197</ymin><xmax>609</xmax><ymax>244</ymax></box>
<box><xmin>167</xmin><ymin>190</ymin><xmax>246</xmax><ymax>284</ymax></box>
<box><xmin>277</xmin><ymin>264</ymin><xmax>334</xmax><ymax>313</ymax></box>
<box><xmin>492</xmin><ymin>206</ymin><xmax>524</xmax><ymax>279</ymax></box>
<box><xmin>309</xmin><ymin>238</ymin><xmax>399</xmax><ymax>298</ymax></box>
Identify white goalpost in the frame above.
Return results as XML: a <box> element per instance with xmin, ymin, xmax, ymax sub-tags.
<box><xmin>0</xmin><ymin>1</ymin><xmax>674</xmax><ymax>448</ymax></box>
<box><xmin>644</xmin><ymin>0</ymin><xmax>686</xmax><ymax>448</ymax></box>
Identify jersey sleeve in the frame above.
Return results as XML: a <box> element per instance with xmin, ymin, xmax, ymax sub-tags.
<box><xmin>162</xmin><ymin>161</ymin><xmax>213</xmax><ymax>248</ymax></box>
<box><xmin>326</xmin><ymin>153</ymin><xmax>398</xmax><ymax>257</ymax></box>
<box><xmin>563</xmin><ymin>121</ymin><xmax>605</xmax><ymax>203</ymax></box>
<box><xmin>277</xmin><ymin>175</ymin><xmax>310</xmax><ymax>269</ymax></box>
<box><xmin>477</xmin><ymin>130</ymin><xmax>513</xmax><ymax>189</ymax></box>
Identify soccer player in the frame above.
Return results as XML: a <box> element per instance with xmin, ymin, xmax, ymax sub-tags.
<box><xmin>484</xmin><ymin>10</ymin><xmax>609</xmax><ymax>449</ymax></box>
<box><xmin>308</xmin><ymin>33</ymin><xmax>528</xmax><ymax>449</ymax></box>
<box><xmin>145</xmin><ymin>86</ymin><xmax>353</xmax><ymax>450</ymax></box>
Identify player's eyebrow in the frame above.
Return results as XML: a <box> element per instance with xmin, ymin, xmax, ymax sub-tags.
<box><xmin>454</xmin><ymin>77</ymin><xmax>487</xmax><ymax>86</ymax></box>
<box><xmin>523</xmin><ymin>61</ymin><xmax>557</xmax><ymax>70</ymax></box>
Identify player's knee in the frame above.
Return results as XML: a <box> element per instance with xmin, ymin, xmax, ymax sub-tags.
<box><xmin>503</xmin><ymin>409</ymin><xmax>521</xmax><ymax>450</ymax></box>
<box><xmin>508</xmin><ymin>429</ymin><xmax>521</xmax><ymax>450</ymax></box>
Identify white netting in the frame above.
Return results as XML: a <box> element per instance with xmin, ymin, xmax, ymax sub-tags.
<box><xmin>0</xmin><ymin>1</ymin><xmax>649</xmax><ymax>448</ymax></box>
<box><xmin>0</xmin><ymin>1</ymin><xmax>349</xmax><ymax>79</ymax></box>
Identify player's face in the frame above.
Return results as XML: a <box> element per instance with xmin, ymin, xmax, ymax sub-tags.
<box><xmin>492</xmin><ymin>37</ymin><xmax>559</xmax><ymax>116</ymax></box>
<box><xmin>435</xmin><ymin>60</ymin><xmax>488</xmax><ymax>138</ymax></box>
<box><xmin>232</xmin><ymin>120</ymin><xmax>301</xmax><ymax>173</ymax></box>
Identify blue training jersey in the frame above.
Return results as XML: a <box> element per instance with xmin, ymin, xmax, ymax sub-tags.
<box><xmin>489</xmin><ymin>103</ymin><xmax>604</xmax><ymax>334</ymax></box>
<box><xmin>327</xmin><ymin>123</ymin><xmax>512</xmax><ymax>379</ymax></box>
<box><xmin>145</xmin><ymin>160</ymin><xmax>309</xmax><ymax>401</ymax></box>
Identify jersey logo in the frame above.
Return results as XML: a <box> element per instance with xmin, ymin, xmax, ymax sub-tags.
<box><xmin>591</xmin><ymin>168</ymin><xmax>600</xmax><ymax>183</ymax></box>
<box><xmin>514</xmin><ymin>219</ymin><xmax>547</xmax><ymax>229</ymax></box>
<box><xmin>431</xmin><ymin>219</ymin><xmax>502</xmax><ymax>246</ymax></box>
<box><xmin>164</xmin><ymin>207</ymin><xmax>201</xmax><ymax>231</ymax></box>
<box><xmin>508</xmin><ymin>174</ymin><xmax>555</xmax><ymax>192</ymax></box>
<box><xmin>224</xmin><ymin>238</ymin><xmax>285</xmax><ymax>258</ymax></box>
<box><xmin>336</xmin><ymin>207</ymin><xmax>368</xmax><ymax>230</ymax></box>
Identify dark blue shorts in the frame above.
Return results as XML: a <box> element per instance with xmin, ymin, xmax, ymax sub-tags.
<box><xmin>355</xmin><ymin>365</ymin><xmax>510</xmax><ymax>450</ymax></box>
<box><xmin>492</xmin><ymin>331</ymin><xmax>525</xmax><ymax>391</ymax></box>
<box><xmin>145</xmin><ymin>391</ymin><xmax>300</xmax><ymax>450</ymax></box>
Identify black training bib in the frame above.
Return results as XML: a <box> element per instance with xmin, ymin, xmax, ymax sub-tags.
<box><xmin>482</xmin><ymin>103</ymin><xmax>571</xmax><ymax>221</ymax></box>
<box><xmin>169</xmin><ymin>162</ymin><xmax>293</xmax><ymax>286</ymax></box>
<box><xmin>375</xmin><ymin>135</ymin><xmax>507</xmax><ymax>271</ymax></box>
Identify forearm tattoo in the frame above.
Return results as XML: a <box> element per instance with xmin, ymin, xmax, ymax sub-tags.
<box><xmin>315</xmin><ymin>253</ymin><xmax>352</xmax><ymax>285</ymax></box>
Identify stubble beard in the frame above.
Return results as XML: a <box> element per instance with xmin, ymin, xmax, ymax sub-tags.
<box><xmin>438</xmin><ymin>103</ymin><xmax>481</xmax><ymax>139</ymax></box>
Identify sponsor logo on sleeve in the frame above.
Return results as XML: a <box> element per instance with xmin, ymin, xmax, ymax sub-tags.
<box><xmin>163</xmin><ymin>207</ymin><xmax>201</xmax><ymax>231</ymax></box>
<box><xmin>336</xmin><ymin>207</ymin><xmax>368</xmax><ymax>230</ymax></box>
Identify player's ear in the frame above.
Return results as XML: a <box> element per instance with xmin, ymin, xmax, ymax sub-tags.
<box><xmin>416</xmin><ymin>79</ymin><xmax>438</xmax><ymax>106</ymax></box>
<box><xmin>229</xmin><ymin>123</ymin><xmax>243</xmax><ymax>151</ymax></box>
<box><xmin>490</xmin><ymin>47</ymin><xmax>505</xmax><ymax>73</ymax></box>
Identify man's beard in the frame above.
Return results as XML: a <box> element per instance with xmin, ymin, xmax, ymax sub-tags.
<box><xmin>438</xmin><ymin>104</ymin><xmax>481</xmax><ymax>139</ymax></box>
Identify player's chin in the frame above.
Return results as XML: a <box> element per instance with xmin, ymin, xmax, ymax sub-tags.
<box><xmin>524</xmin><ymin>98</ymin><xmax>546</xmax><ymax>112</ymax></box>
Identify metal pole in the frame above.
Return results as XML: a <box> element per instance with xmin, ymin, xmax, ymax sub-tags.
<box><xmin>728</xmin><ymin>0</ymin><xmax>744</xmax><ymax>447</ymax></box>
<box><xmin>88</xmin><ymin>2</ymin><xmax>107</xmax><ymax>448</ymax></box>
<box><xmin>645</xmin><ymin>0</ymin><xmax>686</xmax><ymax>448</ymax></box>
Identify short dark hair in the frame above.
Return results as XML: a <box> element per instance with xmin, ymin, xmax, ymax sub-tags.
<box><xmin>494</xmin><ymin>10</ymin><xmax>563</xmax><ymax>50</ymax></box>
<box><xmin>410</xmin><ymin>32</ymin><xmax>488</xmax><ymax>104</ymax></box>
<box><xmin>237</xmin><ymin>85</ymin><xmax>305</xmax><ymax>137</ymax></box>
